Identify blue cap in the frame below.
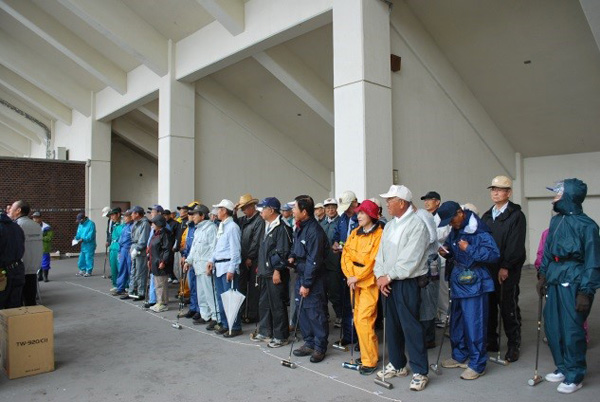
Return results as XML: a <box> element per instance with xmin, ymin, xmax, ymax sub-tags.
<box><xmin>257</xmin><ymin>197</ymin><xmax>281</xmax><ymax>211</ymax></box>
<box><xmin>148</xmin><ymin>204</ymin><xmax>164</xmax><ymax>213</ymax></box>
<box><xmin>281</xmin><ymin>201</ymin><xmax>293</xmax><ymax>211</ymax></box>
<box><xmin>436</xmin><ymin>201</ymin><xmax>462</xmax><ymax>227</ymax></box>
<box><xmin>76</xmin><ymin>212</ymin><xmax>85</xmax><ymax>222</ymax></box>
<box><xmin>132</xmin><ymin>206</ymin><xmax>144</xmax><ymax>214</ymax></box>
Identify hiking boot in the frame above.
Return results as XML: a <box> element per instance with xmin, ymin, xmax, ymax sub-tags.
<box><xmin>268</xmin><ymin>338</ymin><xmax>288</xmax><ymax>348</ymax></box>
<box><xmin>193</xmin><ymin>316</ymin><xmax>208</xmax><ymax>325</ymax></box>
<box><xmin>409</xmin><ymin>374</ymin><xmax>428</xmax><ymax>391</ymax></box>
<box><xmin>461</xmin><ymin>367</ymin><xmax>485</xmax><ymax>380</ymax></box>
<box><xmin>310</xmin><ymin>351</ymin><xmax>325</xmax><ymax>363</ymax></box>
<box><xmin>250</xmin><ymin>333</ymin><xmax>271</xmax><ymax>342</ymax></box>
<box><xmin>223</xmin><ymin>329</ymin><xmax>242</xmax><ymax>338</ymax></box>
<box><xmin>359</xmin><ymin>365</ymin><xmax>378</xmax><ymax>376</ymax></box>
<box><xmin>376</xmin><ymin>362</ymin><xmax>409</xmax><ymax>379</ymax></box>
<box><xmin>153</xmin><ymin>304</ymin><xmax>168</xmax><ymax>312</ymax></box>
<box><xmin>505</xmin><ymin>347</ymin><xmax>520</xmax><ymax>362</ymax></box>
<box><xmin>191</xmin><ymin>312</ymin><xmax>202</xmax><ymax>321</ymax></box>
<box><xmin>545</xmin><ymin>370</ymin><xmax>565</xmax><ymax>383</ymax></box>
<box><xmin>215</xmin><ymin>325</ymin><xmax>228</xmax><ymax>335</ymax></box>
<box><xmin>184</xmin><ymin>310</ymin><xmax>197</xmax><ymax>319</ymax></box>
<box><xmin>205</xmin><ymin>320</ymin><xmax>217</xmax><ymax>331</ymax></box>
<box><xmin>293</xmin><ymin>345</ymin><xmax>315</xmax><ymax>357</ymax></box>
<box><xmin>441</xmin><ymin>358</ymin><xmax>468</xmax><ymax>369</ymax></box>
<box><xmin>557</xmin><ymin>382</ymin><xmax>582</xmax><ymax>394</ymax></box>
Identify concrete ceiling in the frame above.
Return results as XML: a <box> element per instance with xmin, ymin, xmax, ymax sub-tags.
<box><xmin>405</xmin><ymin>0</ymin><xmax>600</xmax><ymax>157</ymax></box>
<box><xmin>1</xmin><ymin>0</ymin><xmax>599</xmax><ymax>165</ymax></box>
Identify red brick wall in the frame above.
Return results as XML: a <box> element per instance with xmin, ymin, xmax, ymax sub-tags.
<box><xmin>0</xmin><ymin>157</ymin><xmax>86</xmax><ymax>253</ymax></box>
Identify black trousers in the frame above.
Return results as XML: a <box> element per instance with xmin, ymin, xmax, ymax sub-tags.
<box><xmin>23</xmin><ymin>273</ymin><xmax>37</xmax><ymax>306</ymax></box>
<box><xmin>239</xmin><ymin>264</ymin><xmax>260</xmax><ymax>322</ymax></box>
<box><xmin>324</xmin><ymin>268</ymin><xmax>343</xmax><ymax>318</ymax></box>
<box><xmin>258</xmin><ymin>274</ymin><xmax>290</xmax><ymax>340</ymax></box>
<box><xmin>0</xmin><ymin>262</ymin><xmax>25</xmax><ymax>309</ymax></box>
<box><xmin>487</xmin><ymin>267</ymin><xmax>522</xmax><ymax>348</ymax></box>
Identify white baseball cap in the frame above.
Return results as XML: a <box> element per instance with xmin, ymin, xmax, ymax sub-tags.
<box><xmin>379</xmin><ymin>185</ymin><xmax>413</xmax><ymax>202</ymax></box>
<box><xmin>314</xmin><ymin>203</ymin><xmax>324</xmax><ymax>209</ymax></box>
<box><xmin>323</xmin><ymin>198</ymin><xmax>337</xmax><ymax>206</ymax></box>
<box><xmin>212</xmin><ymin>199</ymin><xmax>235</xmax><ymax>211</ymax></box>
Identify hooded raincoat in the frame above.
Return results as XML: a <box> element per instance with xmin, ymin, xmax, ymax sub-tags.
<box><xmin>75</xmin><ymin>218</ymin><xmax>96</xmax><ymax>273</ymax></box>
<box><xmin>539</xmin><ymin>178</ymin><xmax>600</xmax><ymax>384</ymax></box>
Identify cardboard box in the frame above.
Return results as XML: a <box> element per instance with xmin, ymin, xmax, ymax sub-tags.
<box><xmin>0</xmin><ymin>305</ymin><xmax>54</xmax><ymax>379</ymax></box>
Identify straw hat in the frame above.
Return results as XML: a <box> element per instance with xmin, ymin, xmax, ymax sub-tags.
<box><xmin>236</xmin><ymin>193</ymin><xmax>259</xmax><ymax>209</ymax></box>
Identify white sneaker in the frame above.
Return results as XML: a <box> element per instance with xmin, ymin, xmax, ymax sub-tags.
<box><xmin>409</xmin><ymin>373</ymin><xmax>428</xmax><ymax>391</ymax></box>
<box><xmin>376</xmin><ymin>362</ymin><xmax>409</xmax><ymax>379</ymax></box>
<box><xmin>557</xmin><ymin>382</ymin><xmax>582</xmax><ymax>394</ymax></box>
<box><xmin>109</xmin><ymin>287</ymin><xmax>117</xmax><ymax>292</ymax></box>
<box><xmin>150</xmin><ymin>304</ymin><xmax>168</xmax><ymax>313</ymax></box>
<box><xmin>545</xmin><ymin>370</ymin><xmax>565</xmax><ymax>383</ymax></box>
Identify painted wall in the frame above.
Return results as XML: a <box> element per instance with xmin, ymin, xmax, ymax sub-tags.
<box><xmin>388</xmin><ymin>7</ymin><xmax>515</xmax><ymax>219</ymax></box>
<box><xmin>110</xmin><ymin>140</ymin><xmax>158</xmax><ymax>210</ymax></box>
<box><xmin>524</xmin><ymin>151</ymin><xmax>600</xmax><ymax>264</ymax></box>
<box><xmin>194</xmin><ymin>79</ymin><xmax>331</xmax><ymax>206</ymax></box>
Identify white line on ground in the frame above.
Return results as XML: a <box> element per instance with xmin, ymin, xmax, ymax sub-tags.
<box><xmin>64</xmin><ymin>281</ymin><xmax>402</xmax><ymax>402</ymax></box>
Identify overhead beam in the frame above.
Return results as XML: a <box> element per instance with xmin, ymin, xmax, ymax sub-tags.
<box><xmin>95</xmin><ymin>65</ymin><xmax>160</xmax><ymax>121</ymax></box>
<box><xmin>0</xmin><ymin>30</ymin><xmax>91</xmax><ymax>116</ymax></box>
<box><xmin>57</xmin><ymin>0</ymin><xmax>168</xmax><ymax>76</ymax></box>
<box><xmin>112</xmin><ymin>117</ymin><xmax>158</xmax><ymax>159</ymax></box>
<box><xmin>0</xmin><ymin>126</ymin><xmax>30</xmax><ymax>155</ymax></box>
<box><xmin>0</xmin><ymin>63</ymin><xmax>72</xmax><ymax>124</ymax></box>
<box><xmin>0</xmin><ymin>104</ymin><xmax>44</xmax><ymax>143</ymax></box>
<box><xmin>580</xmin><ymin>0</ymin><xmax>600</xmax><ymax>52</ymax></box>
<box><xmin>137</xmin><ymin>106</ymin><xmax>158</xmax><ymax>123</ymax></box>
<box><xmin>254</xmin><ymin>46</ymin><xmax>333</xmax><ymax>126</ymax></box>
<box><xmin>177</xmin><ymin>0</ymin><xmax>332</xmax><ymax>82</ymax></box>
<box><xmin>196</xmin><ymin>0</ymin><xmax>245</xmax><ymax>36</ymax></box>
<box><xmin>0</xmin><ymin>0</ymin><xmax>127</xmax><ymax>94</ymax></box>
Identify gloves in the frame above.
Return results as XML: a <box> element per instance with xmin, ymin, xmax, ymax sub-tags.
<box><xmin>536</xmin><ymin>275</ymin><xmax>547</xmax><ymax>297</ymax></box>
<box><xmin>575</xmin><ymin>292</ymin><xmax>591</xmax><ymax>313</ymax></box>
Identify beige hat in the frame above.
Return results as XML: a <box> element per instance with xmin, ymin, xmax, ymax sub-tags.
<box><xmin>315</xmin><ymin>203</ymin><xmax>324</xmax><ymax>209</ymax></box>
<box><xmin>488</xmin><ymin>175</ymin><xmax>512</xmax><ymax>189</ymax></box>
<box><xmin>379</xmin><ymin>185</ymin><xmax>413</xmax><ymax>202</ymax></box>
<box><xmin>236</xmin><ymin>193</ymin><xmax>259</xmax><ymax>209</ymax></box>
<box><xmin>337</xmin><ymin>190</ymin><xmax>357</xmax><ymax>213</ymax></box>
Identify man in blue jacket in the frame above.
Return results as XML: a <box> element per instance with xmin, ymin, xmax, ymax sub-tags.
<box><xmin>289</xmin><ymin>195</ymin><xmax>329</xmax><ymax>363</ymax></box>
<box><xmin>538</xmin><ymin>178</ymin><xmax>600</xmax><ymax>394</ymax></box>
<box><xmin>437</xmin><ymin>201</ymin><xmax>499</xmax><ymax>381</ymax></box>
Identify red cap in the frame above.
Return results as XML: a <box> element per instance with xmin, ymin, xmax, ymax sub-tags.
<box><xmin>355</xmin><ymin>199</ymin><xmax>379</xmax><ymax>220</ymax></box>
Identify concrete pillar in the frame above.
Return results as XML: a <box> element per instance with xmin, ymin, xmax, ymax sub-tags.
<box><xmin>333</xmin><ymin>0</ymin><xmax>393</xmax><ymax>200</ymax></box>
<box><xmin>158</xmin><ymin>40</ymin><xmax>195</xmax><ymax>208</ymax></box>
<box><xmin>87</xmin><ymin>96</ymin><xmax>111</xmax><ymax>250</ymax></box>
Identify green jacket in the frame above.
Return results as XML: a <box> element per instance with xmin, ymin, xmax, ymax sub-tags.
<box><xmin>540</xmin><ymin>178</ymin><xmax>600</xmax><ymax>295</ymax></box>
<box><xmin>41</xmin><ymin>222</ymin><xmax>53</xmax><ymax>254</ymax></box>
<box><xmin>109</xmin><ymin>221</ymin><xmax>124</xmax><ymax>252</ymax></box>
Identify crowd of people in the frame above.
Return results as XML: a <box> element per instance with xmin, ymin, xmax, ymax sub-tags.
<box><xmin>0</xmin><ymin>175</ymin><xmax>597</xmax><ymax>394</ymax></box>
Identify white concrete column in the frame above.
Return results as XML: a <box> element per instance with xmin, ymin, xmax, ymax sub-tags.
<box><xmin>158</xmin><ymin>40</ymin><xmax>195</xmax><ymax>208</ymax></box>
<box><xmin>333</xmin><ymin>0</ymin><xmax>393</xmax><ymax>200</ymax></box>
<box><xmin>87</xmin><ymin>96</ymin><xmax>111</xmax><ymax>250</ymax></box>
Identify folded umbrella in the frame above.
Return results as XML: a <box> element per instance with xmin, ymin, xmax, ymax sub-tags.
<box><xmin>220</xmin><ymin>280</ymin><xmax>245</xmax><ymax>335</ymax></box>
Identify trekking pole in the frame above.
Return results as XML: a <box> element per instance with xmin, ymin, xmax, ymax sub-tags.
<box><xmin>102</xmin><ymin>246</ymin><xmax>108</xmax><ymax>278</ymax></box>
<box><xmin>281</xmin><ymin>296</ymin><xmax>304</xmax><ymax>369</ymax></box>
<box><xmin>490</xmin><ymin>282</ymin><xmax>508</xmax><ymax>365</ymax></box>
<box><xmin>374</xmin><ymin>294</ymin><xmax>393</xmax><ymax>389</ymax></box>
<box><xmin>431</xmin><ymin>291</ymin><xmax>452</xmax><ymax>375</ymax></box>
<box><xmin>528</xmin><ymin>292</ymin><xmax>544</xmax><ymax>386</ymax></box>
<box><xmin>342</xmin><ymin>286</ymin><xmax>360</xmax><ymax>370</ymax></box>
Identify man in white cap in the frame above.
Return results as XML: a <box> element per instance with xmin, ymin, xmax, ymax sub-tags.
<box><xmin>374</xmin><ymin>185</ymin><xmax>430</xmax><ymax>391</ymax></box>
<box><xmin>481</xmin><ymin>175</ymin><xmax>526</xmax><ymax>363</ymax></box>
<box><xmin>320</xmin><ymin>198</ymin><xmax>343</xmax><ymax>327</ymax></box>
<box><xmin>331</xmin><ymin>190</ymin><xmax>359</xmax><ymax>347</ymax></box>
<box><xmin>314</xmin><ymin>203</ymin><xmax>325</xmax><ymax>223</ymax></box>
<box><xmin>207</xmin><ymin>199</ymin><xmax>242</xmax><ymax>337</ymax></box>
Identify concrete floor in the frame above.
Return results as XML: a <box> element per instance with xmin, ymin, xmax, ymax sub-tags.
<box><xmin>0</xmin><ymin>256</ymin><xmax>597</xmax><ymax>402</ymax></box>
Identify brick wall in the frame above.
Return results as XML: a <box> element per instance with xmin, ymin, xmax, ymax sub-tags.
<box><xmin>0</xmin><ymin>157</ymin><xmax>86</xmax><ymax>253</ymax></box>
